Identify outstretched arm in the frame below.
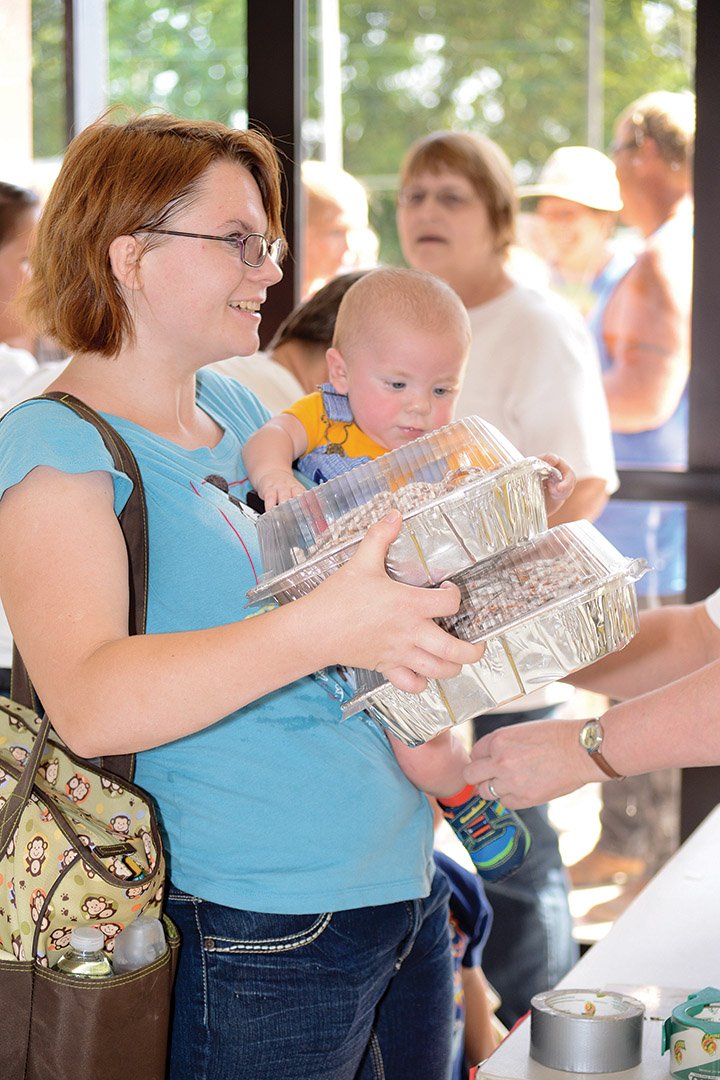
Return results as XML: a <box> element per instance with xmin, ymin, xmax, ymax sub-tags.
<box><xmin>465</xmin><ymin>656</ymin><xmax>720</xmax><ymax>809</ymax></box>
<box><xmin>389</xmin><ymin>729</ymin><xmax>471</xmax><ymax>797</ymax></box>
<box><xmin>243</xmin><ymin>412</ymin><xmax>309</xmax><ymax>507</ymax></box>
<box><xmin>544</xmin><ymin>475</ymin><xmax>608</xmax><ymax>524</ymax></box>
<box><xmin>0</xmin><ymin>468</ymin><xmax>484</xmax><ymax>758</ymax></box>
<box><xmin>567</xmin><ymin>600</ymin><xmax>720</xmax><ymax>700</ymax></box>
<box><xmin>538</xmin><ymin>453</ymin><xmax>576</xmax><ymax>520</ymax></box>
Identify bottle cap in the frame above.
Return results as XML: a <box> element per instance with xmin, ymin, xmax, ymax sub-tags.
<box><xmin>70</xmin><ymin>926</ymin><xmax>105</xmax><ymax>952</ymax></box>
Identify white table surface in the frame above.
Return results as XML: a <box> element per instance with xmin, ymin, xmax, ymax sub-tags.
<box><xmin>477</xmin><ymin>801</ymin><xmax>720</xmax><ymax>1080</ymax></box>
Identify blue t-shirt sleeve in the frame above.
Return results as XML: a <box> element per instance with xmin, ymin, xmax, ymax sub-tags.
<box><xmin>0</xmin><ymin>399</ymin><xmax>134</xmax><ymax>516</ymax></box>
<box><xmin>434</xmin><ymin>850</ymin><xmax>494</xmax><ymax>968</ymax></box>
<box><xmin>197</xmin><ymin>368</ymin><xmax>271</xmax><ymax>432</ymax></box>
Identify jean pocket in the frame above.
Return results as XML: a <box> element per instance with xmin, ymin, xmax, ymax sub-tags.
<box><xmin>200</xmin><ymin>908</ymin><xmax>334</xmax><ymax>955</ymax></box>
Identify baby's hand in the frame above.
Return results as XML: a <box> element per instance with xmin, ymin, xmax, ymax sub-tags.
<box><xmin>256</xmin><ymin>470</ymin><xmax>307</xmax><ymax>509</ymax></box>
<box><xmin>539</xmin><ymin>454</ymin><xmax>575</xmax><ymax>518</ymax></box>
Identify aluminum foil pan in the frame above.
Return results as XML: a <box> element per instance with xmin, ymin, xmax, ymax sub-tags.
<box><xmin>343</xmin><ymin>522</ymin><xmax>647</xmax><ymax>746</ymax></box>
<box><xmin>248</xmin><ymin>418</ymin><xmax>553</xmax><ymax>604</ymax></box>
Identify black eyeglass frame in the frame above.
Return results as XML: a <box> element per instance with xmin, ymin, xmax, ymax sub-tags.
<box><xmin>137</xmin><ymin>227</ymin><xmax>285</xmax><ymax>268</ymax></box>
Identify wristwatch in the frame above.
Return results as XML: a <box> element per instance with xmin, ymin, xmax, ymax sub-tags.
<box><xmin>579</xmin><ymin>718</ymin><xmax>625</xmax><ymax>781</ymax></box>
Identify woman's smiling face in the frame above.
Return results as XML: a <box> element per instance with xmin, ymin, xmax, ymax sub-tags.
<box><xmin>130</xmin><ymin>160</ymin><xmax>283</xmax><ymax>366</ymax></box>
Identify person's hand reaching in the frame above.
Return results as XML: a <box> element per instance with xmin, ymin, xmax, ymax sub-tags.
<box><xmin>255</xmin><ymin>469</ymin><xmax>307</xmax><ymax>509</ymax></box>
<box><xmin>539</xmin><ymin>454</ymin><xmax>576</xmax><ymax>518</ymax></box>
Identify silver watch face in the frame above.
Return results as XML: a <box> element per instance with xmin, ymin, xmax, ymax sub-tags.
<box><xmin>580</xmin><ymin>719</ymin><xmax>603</xmax><ymax>752</ymax></box>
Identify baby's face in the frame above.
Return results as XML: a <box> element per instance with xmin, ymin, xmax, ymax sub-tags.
<box><xmin>330</xmin><ymin>321</ymin><xmax>467</xmax><ymax>451</ymax></box>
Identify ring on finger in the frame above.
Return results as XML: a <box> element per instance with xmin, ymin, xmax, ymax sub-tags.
<box><xmin>488</xmin><ymin>781</ymin><xmax>499</xmax><ymax>801</ymax></box>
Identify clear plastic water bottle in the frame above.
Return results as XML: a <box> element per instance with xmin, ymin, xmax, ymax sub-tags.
<box><xmin>56</xmin><ymin>926</ymin><xmax>112</xmax><ymax>977</ymax></box>
<box><xmin>112</xmin><ymin>915</ymin><xmax>167</xmax><ymax>973</ymax></box>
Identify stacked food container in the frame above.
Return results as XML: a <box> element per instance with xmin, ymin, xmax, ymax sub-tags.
<box><xmin>248</xmin><ymin>417</ymin><xmax>646</xmax><ymax>746</ymax></box>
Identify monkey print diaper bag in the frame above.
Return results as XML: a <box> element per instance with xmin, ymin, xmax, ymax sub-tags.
<box><xmin>0</xmin><ymin>395</ymin><xmax>178</xmax><ymax>1080</ymax></box>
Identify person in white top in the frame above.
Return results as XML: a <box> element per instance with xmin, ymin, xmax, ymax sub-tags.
<box><xmin>0</xmin><ymin>184</ymin><xmax>50</xmax><ymax>686</ymax></box>
<box><xmin>395</xmin><ymin>129</ymin><xmax>618</xmax><ymax>1029</ymax></box>
<box><xmin>396</xmin><ymin>131</ymin><xmax>616</xmax><ymax>523</ymax></box>
<box><xmin>0</xmin><ymin>183</ymin><xmax>42</xmax><ymax>409</ymax></box>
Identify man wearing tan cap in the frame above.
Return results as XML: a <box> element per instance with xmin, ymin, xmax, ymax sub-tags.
<box><xmin>519</xmin><ymin>145</ymin><xmax>636</xmax><ymax>318</ymax></box>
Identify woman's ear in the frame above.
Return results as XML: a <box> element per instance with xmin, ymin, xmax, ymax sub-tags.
<box><xmin>108</xmin><ymin>234</ymin><xmax>144</xmax><ymax>291</ymax></box>
<box><xmin>326</xmin><ymin>346</ymin><xmax>350</xmax><ymax>393</ymax></box>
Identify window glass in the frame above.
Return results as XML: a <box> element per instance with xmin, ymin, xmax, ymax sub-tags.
<box><xmin>303</xmin><ymin>1</ymin><xmax>696</xmax><ymax>264</ymax></box>
<box><xmin>107</xmin><ymin>1</ymin><xmax>248</xmax><ymax>126</ymax></box>
<box><xmin>32</xmin><ymin>0</ymin><xmax>66</xmax><ymax>160</ymax></box>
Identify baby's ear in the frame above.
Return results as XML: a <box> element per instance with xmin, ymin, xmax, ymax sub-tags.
<box><xmin>326</xmin><ymin>347</ymin><xmax>349</xmax><ymax>393</ymax></box>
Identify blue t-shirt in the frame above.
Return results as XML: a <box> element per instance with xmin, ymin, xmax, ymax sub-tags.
<box><xmin>0</xmin><ymin>370</ymin><xmax>433</xmax><ymax>913</ymax></box>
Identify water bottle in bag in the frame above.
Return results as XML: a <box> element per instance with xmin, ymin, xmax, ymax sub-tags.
<box><xmin>56</xmin><ymin>926</ymin><xmax>113</xmax><ymax>977</ymax></box>
<box><xmin>112</xmin><ymin>914</ymin><xmax>167</xmax><ymax>973</ymax></box>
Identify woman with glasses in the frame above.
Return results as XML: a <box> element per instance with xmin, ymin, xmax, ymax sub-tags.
<box><xmin>0</xmin><ymin>111</ymin><xmax>485</xmax><ymax>1080</ymax></box>
<box><xmin>395</xmin><ymin>129</ymin><xmax>618</xmax><ymax>1030</ymax></box>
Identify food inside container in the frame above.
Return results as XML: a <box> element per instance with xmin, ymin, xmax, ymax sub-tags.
<box><xmin>247</xmin><ymin>416</ymin><xmax>555</xmax><ymax>604</ymax></box>
<box><xmin>342</xmin><ymin>521</ymin><xmax>647</xmax><ymax>746</ymax></box>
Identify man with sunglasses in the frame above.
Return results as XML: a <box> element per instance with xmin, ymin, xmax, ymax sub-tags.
<box><xmin>573</xmin><ymin>91</ymin><xmax>695</xmax><ymax>904</ymax></box>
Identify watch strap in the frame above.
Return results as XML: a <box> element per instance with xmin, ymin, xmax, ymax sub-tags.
<box><xmin>581</xmin><ymin>717</ymin><xmax>625</xmax><ymax>781</ymax></box>
<box><xmin>588</xmin><ymin>747</ymin><xmax>625</xmax><ymax>781</ymax></box>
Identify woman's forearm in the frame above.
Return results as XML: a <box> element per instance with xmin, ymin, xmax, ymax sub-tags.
<box><xmin>569</xmin><ymin>602</ymin><xmax>720</xmax><ymax>700</ymax></box>
<box><xmin>600</xmin><ymin>657</ymin><xmax>720</xmax><ymax>776</ymax></box>
<box><xmin>466</xmin><ymin>658</ymin><xmax>720</xmax><ymax>808</ymax></box>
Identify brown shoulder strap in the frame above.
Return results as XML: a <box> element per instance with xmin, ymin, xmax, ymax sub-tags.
<box><xmin>9</xmin><ymin>392</ymin><xmax>149</xmax><ymax>783</ymax></box>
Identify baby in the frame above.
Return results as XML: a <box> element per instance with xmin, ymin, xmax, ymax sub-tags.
<box><xmin>244</xmin><ymin>267</ymin><xmax>574</xmax><ymax>881</ymax></box>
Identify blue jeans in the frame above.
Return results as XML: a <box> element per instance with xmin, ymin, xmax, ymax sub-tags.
<box><xmin>166</xmin><ymin>868</ymin><xmax>454</xmax><ymax>1080</ymax></box>
<box><xmin>473</xmin><ymin>707</ymin><xmax>578</xmax><ymax>1028</ymax></box>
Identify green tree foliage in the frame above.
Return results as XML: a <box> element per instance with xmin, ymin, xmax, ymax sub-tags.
<box><xmin>31</xmin><ymin>0</ymin><xmax>694</xmax><ymax>258</ymax></box>
<box><xmin>321</xmin><ymin>0</ymin><xmax>695</xmax><ymax>260</ymax></box>
<box><xmin>31</xmin><ymin>0</ymin><xmax>248</xmax><ymax>158</ymax></box>
<box><xmin>106</xmin><ymin>1</ymin><xmax>247</xmax><ymax>125</ymax></box>
<box><xmin>32</xmin><ymin>0</ymin><xmax>66</xmax><ymax>158</ymax></box>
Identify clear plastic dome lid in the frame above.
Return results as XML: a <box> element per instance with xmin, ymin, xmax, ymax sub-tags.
<box><xmin>247</xmin><ymin>416</ymin><xmax>538</xmax><ymax>604</ymax></box>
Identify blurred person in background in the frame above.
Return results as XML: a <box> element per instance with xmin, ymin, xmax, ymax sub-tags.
<box><xmin>0</xmin><ymin>181</ymin><xmax>68</xmax><ymax>693</ymax></box>
<box><xmin>567</xmin><ymin>91</ymin><xmax>695</xmax><ymax>908</ymax></box>
<box><xmin>518</xmin><ymin>145</ymin><xmax>637</xmax><ymax>318</ymax></box>
<box><xmin>301</xmin><ymin>160</ymin><xmax>378</xmax><ymax>298</ymax></box>
<box><xmin>0</xmin><ymin>182</ymin><xmax>42</xmax><ymax>407</ymax></box>
<box><xmin>395</xmin><ymin>128</ymin><xmax>617</xmax><ymax>1028</ymax></box>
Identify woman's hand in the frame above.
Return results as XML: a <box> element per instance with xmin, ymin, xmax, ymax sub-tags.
<box><xmin>309</xmin><ymin>509</ymin><xmax>485</xmax><ymax>691</ymax></box>
<box><xmin>464</xmin><ymin>716</ymin><xmax>602</xmax><ymax>808</ymax></box>
<box><xmin>539</xmin><ymin>453</ymin><xmax>576</xmax><ymax>519</ymax></box>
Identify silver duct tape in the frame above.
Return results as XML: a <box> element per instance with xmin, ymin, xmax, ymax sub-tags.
<box><xmin>530</xmin><ymin>989</ymin><xmax>645</xmax><ymax>1073</ymax></box>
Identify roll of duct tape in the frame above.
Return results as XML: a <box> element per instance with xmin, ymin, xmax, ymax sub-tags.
<box><xmin>530</xmin><ymin>989</ymin><xmax>645</xmax><ymax>1073</ymax></box>
<box><xmin>662</xmin><ymin>988</ymin><xmax>720</xmax><ymax>1080</ymax></box>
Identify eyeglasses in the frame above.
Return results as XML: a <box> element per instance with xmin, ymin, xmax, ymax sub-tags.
<box><xmin>397</xmin><ymin>188</ymin><xmax>477</xmax><ymax>210</ymax></box>
<box><xmin>139</xmin><ymin>228</ymin><xmax>285</xmax><ymax>268</ymax></box>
